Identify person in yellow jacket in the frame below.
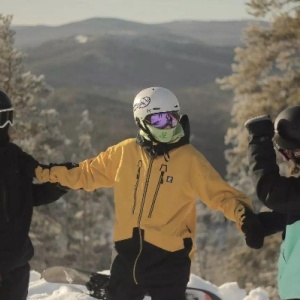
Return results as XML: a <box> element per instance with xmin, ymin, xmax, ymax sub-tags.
<box><xmin>36</xmin><ymin>87</ymin><xmax>264</xmax><ymax>300</ymax></box>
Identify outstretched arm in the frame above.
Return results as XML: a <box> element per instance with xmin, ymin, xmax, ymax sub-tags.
<box><xmin>192</xmin><ymin>152</ymin><xmax>265</xmax><ymax>249</ymax></box>
<box><xmin>245</xmin><ymin>116</ymin><xmax>300</xmax><ymax>214</ymax></box>
<box><xmin>35</xmin><ymin>145</ymin><xmax>118</xmax><ymax>191</ymax></box>
<box><xmin>32</xmin><ymin>182</ymin><xmax>68</xmax><ymax>206</ymax></box>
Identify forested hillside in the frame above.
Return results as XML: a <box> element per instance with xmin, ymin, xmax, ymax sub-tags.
<box><xmin>17</xmin><ymin>18</ymin><xmax>242</xmax><ymax>175</ymax></box>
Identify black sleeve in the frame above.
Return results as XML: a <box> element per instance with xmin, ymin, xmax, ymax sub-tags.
<box><xmin>257</xmin><ymin>211</ymin><xmax>286</xmax><ymax>236</ymax></box>
<box><xmin>16</xmin><ymin>144</ymin><xmax>39</xmax><ymax>178</ymax></box>
<box><xmin>32</xmin><ymin>182</ymin><xmax>68</xmax><ymax>206</ymax></box>
<box><xmin>248</xmin><ymin>135</ymin><xmax>300</xmax><ymax>214</ymax></box>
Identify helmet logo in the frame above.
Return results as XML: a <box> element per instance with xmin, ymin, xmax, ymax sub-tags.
<box><xmin>133</xmin><ymin>96</ymin><xmax>151</xmax><ymax>112</ymax></box>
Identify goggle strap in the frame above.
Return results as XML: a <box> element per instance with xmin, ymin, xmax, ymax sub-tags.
<box><xmin>0</xmin><ymin>109</ymin><xmax>14</xmax><ymax>128</ymax></box>
<box><xmin>0</xmin><ymin>120</ymin><xmax>13</xmax><ymax>128</ymax></box>
<box><xmin>0</xmin><ymin>108</ymin><xmax>14</xmax><ymax>112</ymax></box>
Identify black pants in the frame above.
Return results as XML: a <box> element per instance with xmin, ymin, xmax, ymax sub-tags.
<box><xmin>107</xmin><ymin>279</ymin><xmax>186</xmax><ymax>300</ymax></box>
<box><xmin>0</xmin><ymin>263</ymin><xmax>30</xmax><ymax>300</ymax></box>
<box><xmin>107</xmin><ymin>253</ymin><xmax>190</xmax><ymax>300</ymax></box>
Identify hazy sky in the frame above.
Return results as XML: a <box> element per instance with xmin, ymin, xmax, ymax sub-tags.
<box><xmin>1</xmin><ymin>0</ymin><xmax>251</xmax><ymax>26</ymax></box>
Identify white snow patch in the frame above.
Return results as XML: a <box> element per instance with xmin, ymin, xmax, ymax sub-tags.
<box><xmin>75</xmin><ymin>35</ymin><xmax>88</xmax><ymax>43</ymax></box>
<box><xmin>219</xmin><ymin>282</ymin><xmax>247</xmax><ymax>300</ymax></box>
<box><xmin>28</xmin><ymin>270</ymin><xmax>270</xmax><ymax>300</ymax></box>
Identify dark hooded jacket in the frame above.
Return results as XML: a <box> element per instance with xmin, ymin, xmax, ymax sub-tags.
<box><xmin>248</xmin><ymin>132</ymin><xmax>300</xmax><ymax>299</ymax></box>
<box><xmin>0</xmin><ymin>129</ymin><xmax>67</xmax><ymax>273</ymax></box>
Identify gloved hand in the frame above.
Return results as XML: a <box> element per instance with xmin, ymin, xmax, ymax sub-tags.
<box><xmin>257</xmin><ymin>211</ymin><xmax>286</xmax><ymax>237</ymax></box>
<box><xmin>86</xmin><ymin>273</ymin><xmax>110</xmax><ymax>300</ymax></box>
<box><xmin>244</xmin><ymin>115</ymin><xmax>274</xmax><ymax>138</ymax></box>
<box><xmin>241</xmin><ymin>208</ymin><xmax>265</xmax><ymax>249</ymax></box>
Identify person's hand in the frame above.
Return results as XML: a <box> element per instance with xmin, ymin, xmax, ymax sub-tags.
<box><xmin>244</xmin><ymin>115</ymin><xmax>274</xmax><ymax>138</ymax></box>
<box><xmin>241</xmin><ymin>208</ymin><xmax>265</xmax><ymax>249</ymax></box>
<box><xmin>257</xmin><ymin>211</ymin><xmax>286</xmax><ymax>237</ymax></box>
<box><xmin>86</xmin><ymin>273</ymin><xmax>110</xmax><ymax>299</ymax></box>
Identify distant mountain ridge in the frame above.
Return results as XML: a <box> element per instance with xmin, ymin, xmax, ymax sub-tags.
<box><xmin>15</xmin><ymin>18</ymin><xmax>257</xmax><ymax>90</ymax></box>
<box><xmin>13</xmin><ymin>18</ymin><xmax>257</xmax><ymax>49</ymax></box>
<box><xmin>24</xmin><ymin>33</ymin><xmax>234</xmax><ymax>89</ymax></box>
<box><xmin>13</xmin><ymin>17</ymin><xmax>253</xmax><ymax>175</ymax></box>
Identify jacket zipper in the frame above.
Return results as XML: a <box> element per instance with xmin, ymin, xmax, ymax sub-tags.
<box><xmin>133</xmin><ymin>156</ymin><xmax>155</xmax><ymax>285</ymax></box>
<box><xmin>148</xmin><ymin>164</ymin><xmax>167</xmax><ymax>218</ymax></box>
<box><xmin>132</xmin><ymin>160</ymin><xmax>142</xmax><ymax>214</ymax></box>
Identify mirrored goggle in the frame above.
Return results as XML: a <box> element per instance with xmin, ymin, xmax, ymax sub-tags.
<box><xmin>144</xmin><ymin>112</ymin><xmax>180</xmax><ymax>129</ymax></box>
<box><xmin>274</xmin><ymin>144</ymin><xmax>300</xmax><ymax>161</ymax></box>
<box><xmin>0</xmin><ymin>109</ymin><xmax>14</xmax><ymax>128</ymax></box>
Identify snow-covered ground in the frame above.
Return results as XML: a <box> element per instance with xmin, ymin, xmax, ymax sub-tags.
<box><xmin>28</xmin><ymin>270</ymin><xmax>269</xmax><ymax>300</ymax></box>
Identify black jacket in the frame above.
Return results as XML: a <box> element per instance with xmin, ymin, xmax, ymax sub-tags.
<box><xmin>248</xmin><ymin>134</ymin><xmax>300</xmax><ymax>237</ymax></box>
<box><xmin>0</xmin><ymin>142</ymin><xmax>67</xmax><ymax>273</ymax></box>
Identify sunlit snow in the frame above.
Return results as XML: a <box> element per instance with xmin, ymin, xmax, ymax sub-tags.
<box><xmin>28</xmin><ymin>270</ymin><xmax>270</xmax><ymax>300</ymax></box>
<box><xmin>75</xmin><ymin>35</ymin><xmax>88</xmax><ymax>43</ymax></box>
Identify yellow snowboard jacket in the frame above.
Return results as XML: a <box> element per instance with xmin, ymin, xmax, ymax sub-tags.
<box><xmin>36</xmin><ymin>137</ymin><xmax>252</xmax><ymax>254</ymax></box>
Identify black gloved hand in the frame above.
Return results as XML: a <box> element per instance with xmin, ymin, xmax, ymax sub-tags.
<box><xmin>257</xmin><ymin>211</ymin><xmax>286</xmax><ymax>237</ymax></box>
<box><xmin>244</xmin><ymin>115</ymin><xmax>274</xmax><ymax>138</ymax></box>
<box><xmin>241</xmin><ymin>208</ymin><xmax>265</xmax><ymax>249</ymax></box>
<box><xmin>86</xmin><ymin>273</ymin><xmax>110</xmax><ymax>300</ymax></box>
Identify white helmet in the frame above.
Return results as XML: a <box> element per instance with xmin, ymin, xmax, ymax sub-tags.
<box><xmin>133</xmin><ymin>87</ymin><xmax>180</xmax><ymax>122</ymax></box>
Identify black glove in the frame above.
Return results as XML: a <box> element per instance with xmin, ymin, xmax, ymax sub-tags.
<box><xmin>86</xmin><ymin>273</ymin><xmax>110</xmax><ymax>300</ymax></box>
<box><xmin>257</xmin><ymin>211</ymin><xmax>286</xmax><ymax>237</ymax></box>
<box><xmin>244</xmin><ymin>115</ymin><xmax>274</xmax><ymax>138</ymax></box>
<box><xmin>241</xmin><ymin>208</ymin><xmax>265</xmax><ymax>249</ymax></box>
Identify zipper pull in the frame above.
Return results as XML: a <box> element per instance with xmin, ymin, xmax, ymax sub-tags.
<box><xmin>159</xmin><ymin>165</ymin><xmax>167</xmax><ymax>184</ymax></box>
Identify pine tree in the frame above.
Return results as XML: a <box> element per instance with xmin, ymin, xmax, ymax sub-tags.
<box><xmin>60</xmin><ymin>110</ymin><xmax>114</xmax><ymax>271</ymax></box>
<box><xmin>0</xmin><ymin>14</ymin><xmax>74</xmax><ymax>271</ymax></box>
<box><xmin>217</xmin><ymin>0</ymin><xmax>300</xmax><ymax>196</ymax></box>
<box><xmin>215</xmin><ymin>3</ymin><xmax>299</xmax><ymax>296</ymax></box>
<box><xmin>0</xmin><ymin>14</ymin><xmax>65</xmax><ymax>162</ymax></box>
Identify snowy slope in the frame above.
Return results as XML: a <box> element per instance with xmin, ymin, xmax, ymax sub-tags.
<box><xmin>28</xmin><ymin>270</ymin><xmax>269</xmax><ymax>300</ymax></box>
